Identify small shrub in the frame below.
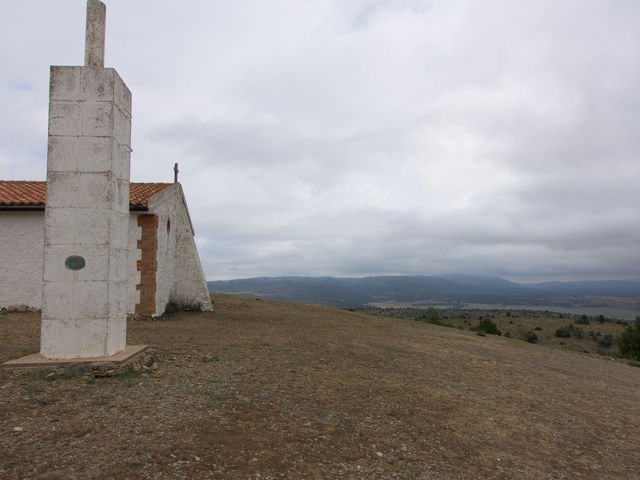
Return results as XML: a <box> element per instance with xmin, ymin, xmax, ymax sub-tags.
<box><xmin>598</xmin><ymin>334</ymin><xmax>614</xmax><ymax>349</ymax></box>
<box><xmin>524</xmin><ymin>331</ymin><xmax>538</xmax><ymax>344</ymax></box>
<box><xmin>425</xmin><ymin>307</ymin><xmax>440</xmax><ymax>323</ymax></box>
<box><xmin>576</xmin><ymin>315</ymin><xmax>590</xmax><ymax>325</ymax></box>
<box><xmin>554</xmin><ymin>326</ymin><xmax>572</xmax><ymax>338</ymax></box>
<box><xmin>619</xmin><ymin>317</ymin><xmax>640</xmax><ymax>361</ymax></box>
<box><xmin>473</xmin><ymin>318</ymin><xmax>501</xmax><ymax>336</ymax></box>
<box><xmin>534</xmin><ymin>326</ymin><xmax>542</xmax><ymax>331</ymax></box>
<box><xmin>418</xmin><ymin>308</ymin><xmax>446</xmax><ymax>326</ymax></box>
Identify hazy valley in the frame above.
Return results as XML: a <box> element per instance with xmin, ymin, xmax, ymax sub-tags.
<box><xmin>208</xmin><ymin>274</ymin><xmax>640</xmax><ymax>319</ymax></box>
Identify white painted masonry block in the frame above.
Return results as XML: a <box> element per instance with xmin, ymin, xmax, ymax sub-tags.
<box><xmin>41</xmin><ymin>60</ymin><xmax>132</xmax><ymax>358</ymax></box>
<box><xmin>49</xmin><ymin>66</ymin><xmax>81</xmax><ymax>101</ymax></box>
<box><xmin>113</xmin><ymin>181</ymin><xmax>130</xmax><ymax>215</ymax></box>
<box><xmin>113</xmin><ymin>147</ymin><xmax>131</xmax><ymax>180</ymax></box>
<box><xmin>48</xmin><ymin>102</ymin><xmax>82</xmax><ymax>136</ymax></box>
<box><xmin>114</xmin><ymin>107</ymin><xmax>132</xmax><ymax>145</ymax></box>
<box><xmin>111</xmin><ymin>250</ymin><xmax>128</xmax><ymax>282</ymax></box>
<box><xmin>80</xmin><ymin>137</ymin><xmax>113</xmax><ymax>172</ymax></box>
<box><xmin>82</xmin><ymin>102</ymin><xmax>115</xmax><ymax>137</ymax></box>
<box><xmin>74</xmin><ymin>210</ymin><xmax>110</xmax><ymax>245</ymax></box>
<box><xmin>41</xmin><ymin>316</ymin><xmax>123</xmax><ymax>359</ymax></box>
<box><xmin>80</xmin><ymin>67</ymin><xmax>114</xmax><ymax>100</ymax></box>
<box><xmin>44</xmin><ymin>208</ymin><xmax>110</xmax><ymax>246</ymax></box>
<box><xmin>43</xmin><ymin>245</ymin><xmax>109</xmax><ymax>282</ymax></box>
<box><xmin>42</xmin><ymin>283</ymin><xmax>76</xmax><ymax>318</ymax></box>
<box><xmin>44</xmin><ymin>209</ymin><xmax>77</xmax><ymax>245</ymax></box>
<box><xmin>47</xmin><ymin>137</ymin><xmax>80</xmax><ymax>172</ymax></box>
<box><xmin>114</xmin><ymin>76</ymin><xmax>132</xmax><ymax>116</ymax></box>
<box><xmin>112</xmin><ymin>212</ymin><xmax>130</xmax><ymax>245</ymax></box>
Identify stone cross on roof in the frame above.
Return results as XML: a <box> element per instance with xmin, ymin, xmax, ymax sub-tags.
<box><xmin>85</xmin><ymin>0</ymin><xmax>106</xmax><ymax>67</ymax></box>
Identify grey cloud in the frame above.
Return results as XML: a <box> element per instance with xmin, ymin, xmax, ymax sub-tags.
<box><xmin>3</xmin><ymin>0</ymin><xmax>640</xmax><ymax>282</ymax></box>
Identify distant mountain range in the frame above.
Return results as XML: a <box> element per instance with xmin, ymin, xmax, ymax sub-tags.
<box><xmin>207</xmin><ymin>275</ymin><xmax>640</xmax><ymax>317</ymax></box>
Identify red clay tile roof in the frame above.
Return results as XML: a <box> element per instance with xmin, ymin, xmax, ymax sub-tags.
<box><xmin>0</xmin><ymin>181</ymin><xmax>47</xmax><ymax>207</ymax></box>
<box><xmin>0</xmin><ymin>181</ymin><xmax>174</xmax><ymax>209</ymax></box>
<box><xmin>129</xmin><ymin>183</ymin><xmax>175</xmax><ymax>208</ymax></box>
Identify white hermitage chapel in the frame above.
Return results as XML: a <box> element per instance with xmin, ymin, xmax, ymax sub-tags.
<box><xmin>0</xmin><ymin>0</ymin><xmax>212</xmax><ymax>324</ymax></box>
<box><xmin>0</xmin><ymin>179</ymin><xmax>213</xmax><ymax>318</ymax></box>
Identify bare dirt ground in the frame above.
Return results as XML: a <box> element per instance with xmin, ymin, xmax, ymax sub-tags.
<box><xmin>1</xmin><ymin>294</ymin><xmax>639</xmax><ymax>479</ymax></box>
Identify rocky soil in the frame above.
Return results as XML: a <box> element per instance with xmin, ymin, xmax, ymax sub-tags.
<box><xmin>1</xmin><ymin>295</ymin><xmax>639</xmax><ymax>479</ymax></box>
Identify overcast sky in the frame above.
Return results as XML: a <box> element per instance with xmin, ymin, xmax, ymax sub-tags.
<box><xmin>1</xmin><ymin>1</ymin><xmax>639</xmax><ymax>282</ymax></box>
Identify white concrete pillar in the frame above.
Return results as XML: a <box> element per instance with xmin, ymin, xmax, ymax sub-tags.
<box><xmin>85</xmin><ymin>0</ymin><xmax>106</xmax><ymax>67</ymax></box>
<box><xmin>40</xmin><ymin>1</ymin><xmax>132</xmax><ymax>359</ymax></box>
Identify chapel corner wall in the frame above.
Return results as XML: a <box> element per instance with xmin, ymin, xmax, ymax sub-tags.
<box><xmin>170</xmin><ymin>201</ymin><xmax>212</xmax><ymax>312</ymax></box>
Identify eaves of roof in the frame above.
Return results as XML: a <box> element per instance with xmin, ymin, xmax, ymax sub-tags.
<box><xmin>0</xmin><ymin>181</ymin><xmax>175</xmax><ymax>211</ymax></box>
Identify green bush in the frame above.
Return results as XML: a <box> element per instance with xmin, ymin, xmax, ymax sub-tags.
<box><xmin>474</xmin><ymin>317</ymin><xmax>501</xmax><ymax>336</ymax></box>
<box><xmin>554</xmin><ymin>326</ymin><xmax>572</xmax><ymax>338</ymax></box>
<box><xmin>524</xmin><ymin>331</ymin><xmax>538</xmax><ymax>344</ymax></box>
<box><xmin>598</xmin><ymin>334</ymin><xmax>614</xmax><ymax>349</ymax></box>
<box><xmin>576</xmin><ymin>315</ymin><xmax>590</xmax><ymax>325</ymax></box>
<box><xmin>619</xmin><ymin>317</ymin><xmax>640</xmax><ymax>360</ymax></box>
<box><xmin>572</xmin><ymin>327</ymin><xmax>585</xmax><ymax>340</ymax></box>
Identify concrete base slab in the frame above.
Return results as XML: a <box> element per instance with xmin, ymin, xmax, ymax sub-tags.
<box><xmin>1</xmin><ymin>345</ymin><xmax>148</xmax><ymax>370</ymax></box>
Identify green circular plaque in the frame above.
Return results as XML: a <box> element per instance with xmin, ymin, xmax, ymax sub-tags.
<box><xmin>65</xmin><ymin>255</ymin><xmax>86</xmax><ymax>271</ymax></box>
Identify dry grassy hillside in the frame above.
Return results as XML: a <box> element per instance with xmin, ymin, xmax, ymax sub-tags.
<box><xmin>1</xmin><ymin>294</ymin><xmax>639</xmax><ymax>479</ymax></box>
<box><xmin>363</xmin><ymin>306</ymin><xmax>634</xmax><ymax>357</ymax></box>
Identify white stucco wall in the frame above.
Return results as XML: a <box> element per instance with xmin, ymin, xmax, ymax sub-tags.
<box><xmin>148</xmin><ymin>192</ymin><xmax>178</xmax><ymax>316</ymax></box>
<box><xmin>147</xmin><ymin>184</ymin><xmax>212</xmax><ymax>314</ymax></box>
<box><xmin>0</xmin><ymin>212</ymin><xmax>45</xmax><ymax>310</ymax></box>
<box><xmin>170</xmin><ymin>195</ymin><xmax>213</xmax><ymax>311</ymax></box>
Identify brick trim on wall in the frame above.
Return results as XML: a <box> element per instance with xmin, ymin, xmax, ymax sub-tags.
<box><xmin>135</xmin><ymin>214</ymin><xmax>158</xmax><ymax>316</ymax></box>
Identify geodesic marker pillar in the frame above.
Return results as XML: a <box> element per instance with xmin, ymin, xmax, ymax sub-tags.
<box><xmin>41</xmin><ymin>0</ymin><xmax>132</xmax><ymax>359</ymax></box>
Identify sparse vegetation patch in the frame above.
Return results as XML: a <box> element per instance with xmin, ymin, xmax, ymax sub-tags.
<box><xmin>360</xmin><ymin>306</ymin><xmax>632</xmax><ymax>357</ymax></box>
<box><xmin>619</xmin><ymin>316</ymin><xmax>640</xmax><ymax>360</ymax></box>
